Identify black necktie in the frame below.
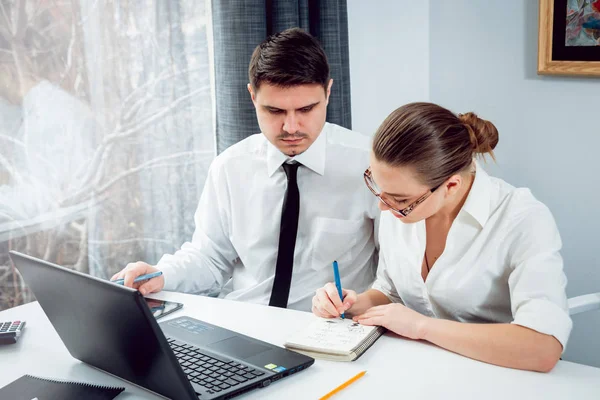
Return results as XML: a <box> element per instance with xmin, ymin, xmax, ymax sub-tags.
<box><xmin>269</xmin><ymin>162</ymin><xmax>300</xmax><ymax>308</ymax></box>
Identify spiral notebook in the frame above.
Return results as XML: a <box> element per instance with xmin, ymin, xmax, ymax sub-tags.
<box><xmin>284</xmin><ymin>318</ymin><xmax>385</xmax><ymax>362</ymax></box>
<box><xmin>0</xmin><ymin>374</ymin><xmax>125</xmax><ymax>400</ymax></box>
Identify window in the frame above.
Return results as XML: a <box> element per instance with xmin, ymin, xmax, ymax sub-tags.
<box><xmin>0</xmin><ymin>0</ymin><xmax>215</xmax><ymax>310</ymax></box>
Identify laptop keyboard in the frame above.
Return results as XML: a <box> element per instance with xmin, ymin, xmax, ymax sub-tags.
<box><xmin>167</xmin><ymin>337</ymin><xmax>266</xmax><ymax>395</ymax></box>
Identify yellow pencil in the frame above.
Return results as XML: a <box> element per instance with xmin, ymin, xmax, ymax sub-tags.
<box><xmin>319</xmin><ymin>370</ymin><xmax>367</xmax><ymax>400</ymax></box>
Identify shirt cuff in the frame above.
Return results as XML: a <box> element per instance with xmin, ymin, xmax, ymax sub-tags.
<box><xmin>511</xmin><ymin>298</ymin><xmax>573</xmax><ymax>352</ymax></box>
<box><xmin>155</xmin><ymin>255</ymin><xmax>180</xmax><ymax>291</ymax></box>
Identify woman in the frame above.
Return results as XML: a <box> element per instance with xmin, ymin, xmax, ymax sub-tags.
<box><xmin>312</xmin><ymin>102</ymin><xmax>571</xmax><ymax>372</ymax></box>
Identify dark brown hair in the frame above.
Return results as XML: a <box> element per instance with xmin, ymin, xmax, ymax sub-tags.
<box><xmin>248</xmin><ymin>28</ymin><xmax>330</xmax><ymax>91</ymax></box>
<box><xmin>372</xmin><ymin>102</ymin><xmax>499</xmax><ymax>188</ymax></box>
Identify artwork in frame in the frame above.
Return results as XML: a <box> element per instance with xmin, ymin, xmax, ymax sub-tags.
<box><xmin>538</xmin><ymin>0</ymin><xmax>600</xmax><ymax>76</ymax></box>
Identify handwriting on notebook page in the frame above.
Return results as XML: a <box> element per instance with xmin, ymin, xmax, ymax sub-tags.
<box><xmin>301</xmin><ymin>318</ymin><xmax>373</xmax><ymax>351</ymax></box>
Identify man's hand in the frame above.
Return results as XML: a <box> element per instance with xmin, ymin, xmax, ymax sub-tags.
<box><xmin>111</xmin><ymin>262</ymin><xmax>164</xmax><ymax>295</ymax></box>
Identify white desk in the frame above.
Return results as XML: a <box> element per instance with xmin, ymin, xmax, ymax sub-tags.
<box><xmin>1</xmin><ymin>291</ymin><xmax>599</xmax><ymax>399</ymax></box>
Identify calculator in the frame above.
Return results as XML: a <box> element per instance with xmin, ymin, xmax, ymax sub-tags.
<box><xmin>0</xmin><ymin>321</ymin><xmax>26</xmax><ymax>345</ymax></box>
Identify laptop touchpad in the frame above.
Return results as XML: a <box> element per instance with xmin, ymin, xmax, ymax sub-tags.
<box><xmin>210</xmin><ymin>336</ymin><xmax>271</xmax><ymax>360</ymax></box>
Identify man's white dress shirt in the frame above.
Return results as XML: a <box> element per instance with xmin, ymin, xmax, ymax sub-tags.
<box><xmin>157</xmin><ymin>122</ymin><xmax>379</xmax><ymax>311</ymax></box>
<box><xmin>372</xmin><ymin>163</ymin><xmax>572</xmax><ymax>349</ymax></box>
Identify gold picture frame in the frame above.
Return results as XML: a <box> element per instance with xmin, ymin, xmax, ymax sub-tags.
<box><xmin>538</xmin><ymin>0</ymin><xmax>600</xmax><ymax>76</ymax></box>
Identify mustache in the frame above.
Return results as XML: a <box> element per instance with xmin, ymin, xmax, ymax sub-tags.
<box><xmin>277</xmin><ymin>131</ymin><xmax>309</xmax><ymax>140</ymax></box>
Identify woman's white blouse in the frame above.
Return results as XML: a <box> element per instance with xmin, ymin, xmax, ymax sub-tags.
<box><xmin>372</xmin><ymin>162</ymin><xmax>572</xmax><ymax>349</ymax></box>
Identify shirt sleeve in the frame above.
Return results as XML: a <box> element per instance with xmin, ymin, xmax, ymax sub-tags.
<box><xmin>371</xmin><ymin>218</ymin><xmax>403</xmax><ymax>304</ymax></box>
<box><xmin>362</xmin><ymin>166</ymin><xmax>381</xmax><ymax>251</ymax></box>
<box><xmin>156</xmin><ymin>159</ymin><xmax>238</xmax><ymax>295</ymax></box>
<box><xmin>507</xmin><ymin>201</ymin><xmax>572</xmax><ymax>351</ymax></box>
<box><xmin>372</xmin><ymin>204</ymin><xmax>381</xmax><ymax>252</ymax></box>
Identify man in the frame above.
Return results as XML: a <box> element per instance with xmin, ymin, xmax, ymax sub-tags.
<box><xmin>112</xmin><ymin>28</ymin><xmax>378</xmax><ymax>311</ymax></box>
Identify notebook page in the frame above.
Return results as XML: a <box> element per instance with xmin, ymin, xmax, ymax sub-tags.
<box><xmin>285</xmin><ymin>318</ymin><xmax>378</xmax><ymax>354</ymax></box>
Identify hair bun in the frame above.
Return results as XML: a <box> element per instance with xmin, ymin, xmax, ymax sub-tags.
<box><xmin>458</xmin><ymin>112</ymin><xmax>499</xmax><ymax>156</ymax></box>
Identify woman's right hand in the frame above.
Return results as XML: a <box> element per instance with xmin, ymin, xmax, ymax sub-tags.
<box><xmin>312</xmin><ymin>282</ymin><xmax>358</xmax><ymax>318</ymax></box>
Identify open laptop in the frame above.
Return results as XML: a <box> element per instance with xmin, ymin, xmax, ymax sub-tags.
<box><xmin>9</xmin><ymin>251</ymin><xmax>314</xmax><ymax>399</ymax></box>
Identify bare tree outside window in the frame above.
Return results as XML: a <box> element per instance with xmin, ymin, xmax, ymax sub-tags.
<box><xmin>0</xmin><ymin>0</ymin><xmax>215</xmax><ymax>310</ymax></box>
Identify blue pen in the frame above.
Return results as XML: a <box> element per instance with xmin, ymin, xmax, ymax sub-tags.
<box><xmin>111</xmin><ymin>271</ymin><xmax>163</xmax><ymax>286</ymax></box>
<box><xmin>332</xmin><ymin>261</ymin><xmax>345</xmax><ymax>319</ymax></box>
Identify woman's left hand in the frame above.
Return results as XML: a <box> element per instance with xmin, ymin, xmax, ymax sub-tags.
<box><xmin>354</xmin><ymin>303</ymin><xmax>430</xmax><ymax>340</ymax></box>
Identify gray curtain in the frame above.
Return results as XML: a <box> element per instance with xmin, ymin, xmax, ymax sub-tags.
<box><xmin>212</xmin><ymin>0</ymin><xmax>352</xmax><ymax>153</ymax></box>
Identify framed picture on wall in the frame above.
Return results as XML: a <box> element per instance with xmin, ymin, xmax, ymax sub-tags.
<box><xmin>538</xmin><ymin>0</ymin><xmax>600</xmax><ymax>76</ymax></box>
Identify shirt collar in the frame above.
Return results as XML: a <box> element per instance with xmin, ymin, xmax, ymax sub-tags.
<box><xmin>266</xmin><ymin>123</ymin><xmax>327</xmax><ymax>177</ymax></box>
<box><xmin>461</xmin><ymin>160</ymin><xmax>491</xmax><ymax>228</ymax></box>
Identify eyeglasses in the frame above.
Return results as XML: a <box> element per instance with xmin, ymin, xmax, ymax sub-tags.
<box><xmin>363</xmin><ymin>167</ymin><xmax>439</xmax><ymax>217</ymax></box>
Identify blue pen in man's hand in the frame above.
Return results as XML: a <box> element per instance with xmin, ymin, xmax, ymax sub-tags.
<box><xmin>111</xmin><ymin>271</ymin><xmax>163</xmax><ymax>286</ymax></box>
<box><xmin>332</xmin><ymin>261</ymin><xmax>345</xmax><ymax>319</ymax></box>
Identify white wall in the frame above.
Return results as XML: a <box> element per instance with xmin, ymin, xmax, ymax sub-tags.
<box><xmin>347</xmin><ymin>0</ymin><xmax>430</xmax><ymax>135</ymax></box>
<box><xmin>349</xmin><ymin>0</ymin><xmax>600</xmax><ymax>368</ymax></box>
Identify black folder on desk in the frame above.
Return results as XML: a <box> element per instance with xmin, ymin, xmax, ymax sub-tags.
<box><xmin>0</xmin><ymin>374</ymin><xmax>124</xmax><ymax>400</ymax></box>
